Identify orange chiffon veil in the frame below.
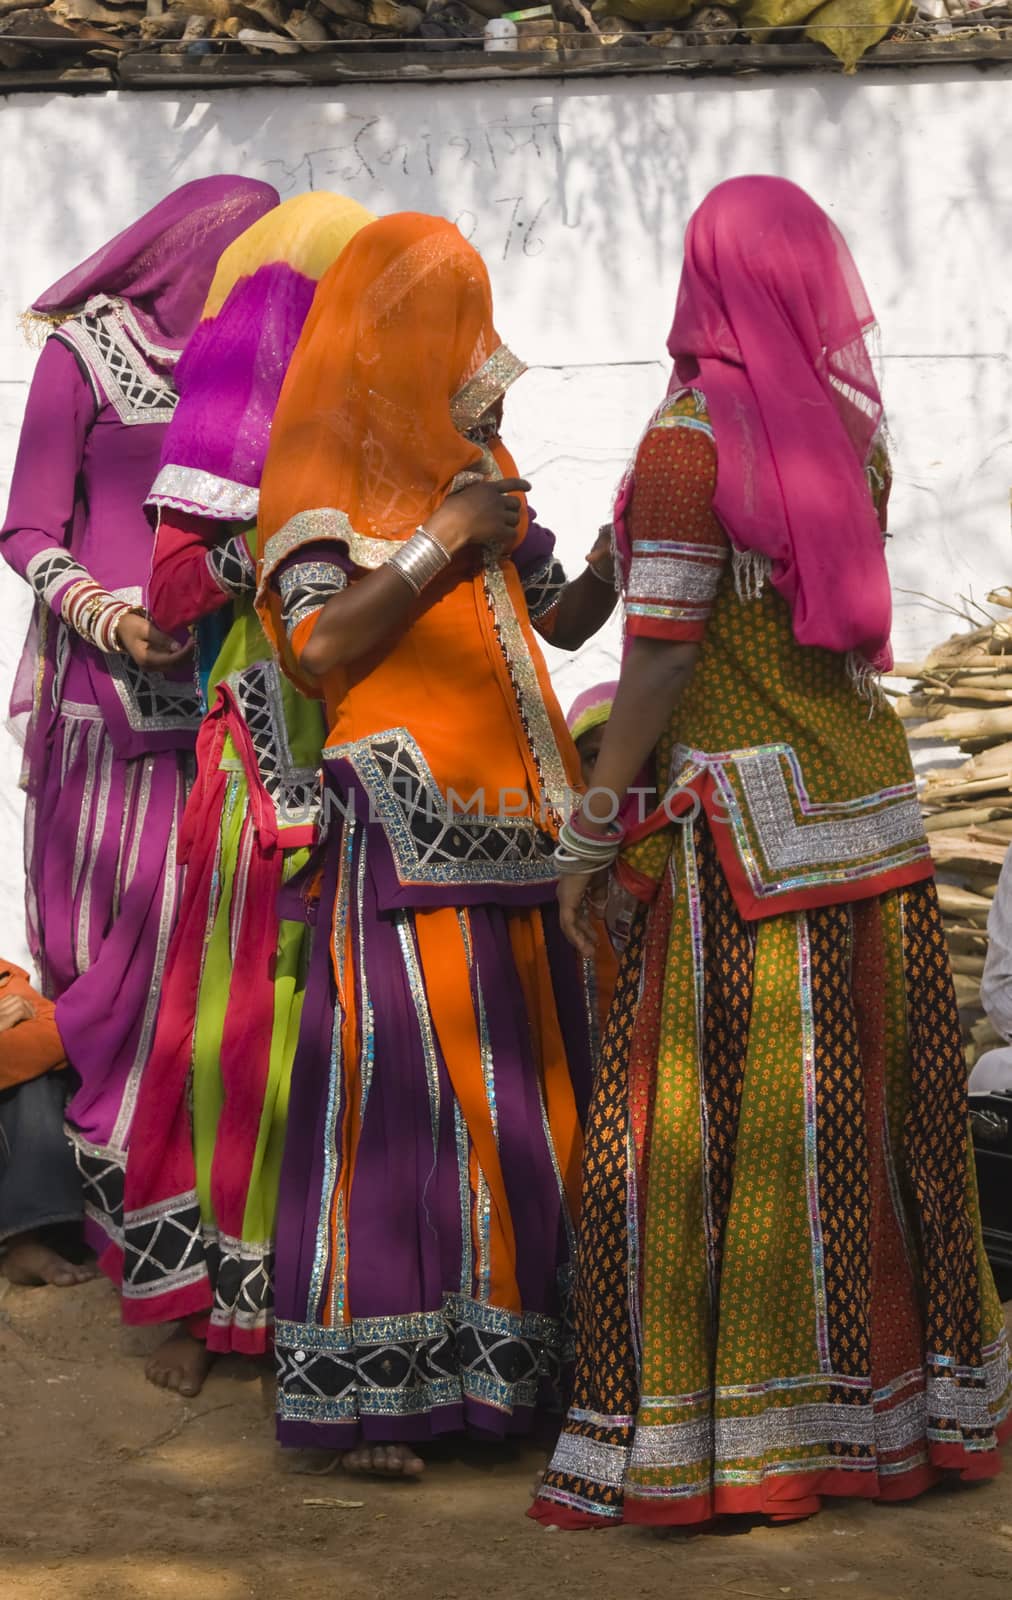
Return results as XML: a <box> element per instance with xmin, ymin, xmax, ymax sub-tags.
<box><xmin>256</xmin><ymin>211</ymin><xmax>528</xmax><ymax>614</ymax></box>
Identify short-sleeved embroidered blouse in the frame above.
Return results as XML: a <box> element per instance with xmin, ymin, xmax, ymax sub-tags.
<box><xmin>620</xmin><ymin>390</ymin><xmax>932</xmax><ymax>920</ymax></box>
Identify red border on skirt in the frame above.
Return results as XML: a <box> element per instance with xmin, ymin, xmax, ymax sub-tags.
<box><xmin>620</xmin><ymin>771</ymin><xmax>935</xmax><ymax>922</ymax></box>
<box><xmin>528</xmin><ymin>1420</ymin><xmax>1012</xmax><ymax>1531</ymax></box>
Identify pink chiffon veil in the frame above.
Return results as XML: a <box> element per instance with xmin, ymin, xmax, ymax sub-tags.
<box><xmin>615</xmin><ymin>176</ymin><xmax>892</xmax><ymax>673</ymax></box>
<box><xmin>10</xmin><ymin>175</ymin><xmax>280</xmax><ymax>765</ymax></box>
<box><xmin>30</xmin><ymin>174</ymin><xmax>280</xmax><ymax>355</ymax></box>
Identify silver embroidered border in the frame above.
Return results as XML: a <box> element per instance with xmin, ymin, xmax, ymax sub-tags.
<box><xmin>450</xmin><ymin>345</ymin><xmax>527</xmax><ymax>431</ymax></box>
<box><xmin>148</xmin><ymin>463</ymin><xmax>259</xmax><ymax>522</ymax></box>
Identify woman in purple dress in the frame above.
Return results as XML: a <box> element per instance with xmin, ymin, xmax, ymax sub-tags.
<box><xmin>0</xmin><ymin>176</ymin><xmax>278</xmax><ymax>1268</ymax></box>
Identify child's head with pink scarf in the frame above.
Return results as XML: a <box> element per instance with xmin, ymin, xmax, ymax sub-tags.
<box><xmin>567</xmin><ymin>681</ymin><xmax>617</xmax><ymax>785</ymax></box>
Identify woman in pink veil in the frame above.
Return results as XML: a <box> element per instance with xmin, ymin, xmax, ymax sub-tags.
<box><xmin>0</xmin><ymin>176</ymin><xmax>278</xmax><ymax>1285</ymax></box>
<box><xmin>532</xmin><ymin>176</ymin><xmax>1010</xmax><ymax>1530</ymax></box>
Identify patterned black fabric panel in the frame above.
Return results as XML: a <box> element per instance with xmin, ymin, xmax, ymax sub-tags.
<box><xmin>206</xmin><ymin>534</ymin><xmax>255</xmax><ymax>598</ymax></box>
<box><xmin>109</xmin><ymin>649</ymin><xmax>203</xmax><ymax>732</ymax></box>
<box><xmin>55</xmin><ymin>313</ymin><xmax>176</xmax><ymax>424</ymax></box>
<box><xmin>278</xmin><ymin>559</ymin><xmax>347</xmax><ymax>640</ymax></box>
<box><xmin>24</xmin><ymin>548</ymin><xmax>89</xmax><ymax>608</ymax></box>
<box><xmin>335</xmin><ymin>728</ymin><xmax>558</xmax><ymax>888</ymax></box>
<box><xmin>276</xmin><ymin>1295</ymin><xmax>562</xmax><ymax>1424</ymax></box>
<box><xmin>523</xmin><ymin>556</ymin><xmax>568</xmax><ymax>623</ymax></box>
<box><xmin>229</xmin><ymin>658</ymin><xmax>320</xmax><ymax>830</ymax></box>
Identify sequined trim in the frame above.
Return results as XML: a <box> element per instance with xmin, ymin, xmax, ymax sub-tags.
<box><xmin>122</xmin><ymin>1189</ymin><xmax>207</xmax><ymax>1299</ymax></box>
<box><xmin>147</xmin><ymin>463</ymin><xmax>259</xmax><ymax>522</ymax></box>
<box><xmin>111</xmin><ymin>754</ymin><xmax>188</xmax><ymax>1149</ymax></box>
<box><xmin>259</xmin><ymin>510</ymin><xmax>392</xmax><ymax>597</ymax></box>
<box><xmin>326</xmin><ymin>728</ymin><xmax>558</xmax><ymax>889</ymax></box>
<box><xmin>481</xmin><ymin>559</ymin><xmax>572</xmax><ymax>825</ymax></box>
<box><xmin>450</xmin><ymin>345</ymin><xmax>527</xmax><ymax>432</ymax></box>
<box><xmin>70</xmin><ymin>1131</ymin><xmax>126</xmax><ymax>1246</ymax></box>
<box><xmin>628</xmin><ymin>549</ymin><xmax>725</xmax><ymax>603</ymax></box>
<box><xmin>551</xmin><ymin>1433</ymin><xmax>628</xmax><ymax>1488</ymax></box>
<box><xmin>25</xmin><ymin>548</ymin><xmax>90</xmax><ymax>610</ymax></box>
<box><xmin>106</xmin><ymin>646</ymin><xmax>203</xmax><ymax>736</ymax></box>
<box><xmin>226</xmin><ymin>658</ymin><xmax>320</xmax><ymax>832</ymax></box>
<box><xmin>120</xmin><ymin>1197</ymin><xmax>274</xmax><ymax>1334</ymax></box>
<box><xmin>207</xmin><ymin>534</ymin><xmax>256</xmax><ymax>600</ymax></box>
<box><xmin>666</xmin><ymin>741</ymin><xmax>931</xmax><ymax>903</ymax></box>
<box><xmin>684</xmin><ymin>823</ymin><xmax>718</xmax><ymax>1315</ymax></box>
<box><xmin>355</xmin><ymin>838</ymin><xmax>376</xmax><ymax>1123</ymax></box>
<box><xmin>396</xmin><ymin>915</ymin><xmax>442</xmax><ymax>1158</ymax></box>
<box><xmin>55</xmin><ymin>303</ymin><xmax>177</xmax><ymax>427</ymax></box>
<box><xmin>88</xmin><ymin>295</ymin><xmax>181</xmax><ymax>368</ymax></box>
<box><xmin>309</xmin><ymin>819</ymin><xmax>355</xmax><ymax>1323</ymax></box>
<box><xmin>797</xmin><ymin>914</ymin><xmax>831</xmax><ymax>1372</ymax></box>
<box><xmin>522</xmin><ymin>555</ymin><xmax>568</xmax><ymax>625</ymax></box>
<box><xmin>278</xmin><ymin>559</ymin><xmax>347</xmax><ymax>640</ymax></box>
<box><xmin>544</xmin><ymin>1331</ymin><xmax>1011</xmax><ymax>1505</ymax></box>
<box><xmin>276</xmin><ymin>1292</ymin><xmax>561</xmax><ymax>1425</ymax></box>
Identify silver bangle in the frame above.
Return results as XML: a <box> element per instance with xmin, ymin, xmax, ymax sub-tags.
<box><xmin>388</xmin><ymin>526</ymin><xmax>452</xmax><ymax>596</ymax></box>
<box><xmin>553</xmin><ymin>816</ymin><xmax>623</xmax><ymax>875</ymax></box>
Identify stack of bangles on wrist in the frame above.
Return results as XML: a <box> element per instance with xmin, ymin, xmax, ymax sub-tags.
<box><xmin>388</xmin><ymin>526</ymin><xmax>452</xmax><ymax>595</ymax></box>
<box><xmin>554</xmin><ymin>810</ymin><xmax>625</xmax><ymax>876</ymax></box>
<box><xmin>61</xmin><ymin>578</ymin><xmax>143</xmax><ymax>654</ymax></box>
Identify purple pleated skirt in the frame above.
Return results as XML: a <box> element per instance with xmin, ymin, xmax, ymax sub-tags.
<box><xmin>26</xmin><ymin>709</ymin><xmax>191</xmax><ymax>1257</ymax></box>
<box><xmin>273</xmin><ymin>812</ymin><xmax>598</xmax><ymax>1451</ymax></box>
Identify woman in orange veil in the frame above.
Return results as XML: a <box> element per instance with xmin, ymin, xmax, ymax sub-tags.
<box><xmin>257</xmin><ymin>213</ymin><xmax>616</xmax><ymax>1476</ymax></box>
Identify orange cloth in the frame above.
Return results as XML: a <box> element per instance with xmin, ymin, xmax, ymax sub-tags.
<box><xmin>0</xmin><ymin>960</ymin><xmax>66</xmax><ymax>1091</ymax></box>
<box><xmin>257</xmin><ymin>215</ymin><xmax>593</xmax><ymax>1334</ymax></box>
<box><xmin>258</xmin><ymin>212</ymin><xmax>578</xmax><ymax>830</ymax></box>
<box><xmin>258</xmin><ymin>212</ymin><xmax>526</xmax><ymax>562</ymax></box>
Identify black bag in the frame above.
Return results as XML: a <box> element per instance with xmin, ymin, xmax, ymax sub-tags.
<box><xmin>970</xmin><ymin>1092</ymin><xmax>1012</xmax><ymax>1290</ymax></box>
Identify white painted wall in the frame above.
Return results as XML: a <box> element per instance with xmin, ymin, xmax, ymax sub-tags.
<box><xmin>0</xmin><ymin>69</ymin><xmax>1010</xmax><ymax>963</ymax></box>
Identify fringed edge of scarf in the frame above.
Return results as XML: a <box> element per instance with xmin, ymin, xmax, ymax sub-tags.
<box><xmin>732</xmin><ymin>547</ymin><xmax>771</xmax><ymax>603</ymax></box>
<box><xmin>18</xmin><ymin>309</ymin><xmax>74</xmax><ymax>348</ymax></box>
<box><xmin>847</xmin><ymin>651</ymin><xmax>885</xmax><ymax>715</ymax></box>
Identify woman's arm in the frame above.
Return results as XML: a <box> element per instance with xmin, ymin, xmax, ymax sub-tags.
<box><xmin>0</xmin><ymin>338</ymin><xmax>190</xmax><ymax>673</ymax></box>
<box><xmin>556</xmin><ymin>421</ymin><xmax>728</xmax><ymax>955</ymax></box>
<box><xmin>147</xmin><ymin>511</ymin><xmax>255</xmax><ymax>633</ymax></box>
<box><xmin>0</xmin><ymin>338</ymin><xmax>95</xmax><ymax>597</ymax></box>
<box><xmin>583</xmin><ymin>638</ymin><xmax>700</xmax><ymax>825</ymax></box>
<box><xmin>295</xmin><ymin>478</ymin><xmax>530</xmax><ymax>679</ymax></box>
<box><xmin>542</xmin><ymin>526</ymin><xmax>618</xmax><ymax>651</ymax></box>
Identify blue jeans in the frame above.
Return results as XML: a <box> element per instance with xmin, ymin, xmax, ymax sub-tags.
<box><xmin>0</xmin><ymin>1072</ymin><xmax>82</xmax><ymax>1244</ymax></box>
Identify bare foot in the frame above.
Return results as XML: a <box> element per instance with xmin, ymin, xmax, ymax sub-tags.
<box><xmin>342</xmin><ymin>1442</ymin><xmax>425</xmax><ymax>1479</ymax></box>
<box><xmin>145</xmin><ymin>1327</ymin><xmax>214</xmax><ymax>1398</ymax></box>
<box><xmin>1</xmin><ymin>1232</ymin><xmax>97</xmax><ymax>1288</ymax></box>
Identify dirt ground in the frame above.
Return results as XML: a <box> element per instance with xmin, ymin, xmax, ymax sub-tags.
<box><xmin>2</xmin><ymin>1278</ymin><xmax>1012</xmax><ymax>1600</ymax></box>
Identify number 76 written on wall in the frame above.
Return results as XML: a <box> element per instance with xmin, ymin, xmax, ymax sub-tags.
<box><xmin>453</xmin><ymin>198</ymin><xmax>550</xmax><ymax>261</ymax></box>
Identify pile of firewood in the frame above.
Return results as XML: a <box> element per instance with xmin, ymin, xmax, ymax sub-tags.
<box><xmin>3</xmin><ymin>0</ymin><xmax>1011</xmax><ymax>73</ymax></box>
<box><xmin>0</xmin><ymin>0</ymin><xmax>726</xmax><ymax>68</ymax></box>
<box><xmin>893</xmin><ymin>591</ymin><xmax>1012</xmax><ymax>1065</ymax></box>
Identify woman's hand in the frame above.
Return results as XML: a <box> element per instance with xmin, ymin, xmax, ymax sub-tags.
<box><xmin>117</xmin><ymin>613</ymin><xmax>195</xmax><ymax>673</ymax></box>
<box><xmin>426</xmin><ymin>478</ymin><xmax>531</xmax><ymax>556</ymax></box>
<box><xmin>586</xmin><ymin>524</ymin><xmax>616</xmax><ymax>586</ymax></box>
<box><xmin>558</xmin><ymin>868</ymin><xmax>608</xmax><ymax>960</ymax></box>
<box><xmin>0</xmin><ymin>994</ymin><xmax>35</xmax><ymax>1031</ymax></box>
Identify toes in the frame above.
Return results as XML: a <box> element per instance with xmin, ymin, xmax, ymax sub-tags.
<box><xmin>341</xmin><ymin>1443</ymin><xmax>424</xmax><ymax>1478</ymax></box>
